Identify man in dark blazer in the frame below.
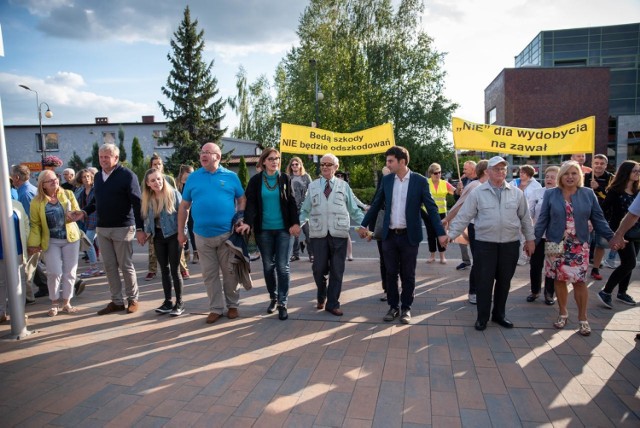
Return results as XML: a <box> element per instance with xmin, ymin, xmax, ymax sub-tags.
<box><xmin>359</xmin><ymin>146</ymin><xmax>447</xmax><ymax>324</ymax></box>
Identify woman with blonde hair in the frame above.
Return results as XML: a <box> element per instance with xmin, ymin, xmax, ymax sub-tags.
<box><xmin>141</xmin><ymin>168</ymin><xmax>185</xmax><ymax>316</ymax></box>
<box><xmin>27</xmin><ymin>169</ymin><xmax>82</xmax><ymax>316</ymax></box>
<box><xmin>534</xmin><ymin>161</ymin><xmax>613</xmax><ymax>335</ymax></box>
<box><xmin>424</xmin><ymin>163</ymin><xmax>454</xmax><ymax>264</ymax></box>
<box><xmin>286</xmin><ymin>156</ymin><xmax>313</xmax><ymax>262</ymax></box>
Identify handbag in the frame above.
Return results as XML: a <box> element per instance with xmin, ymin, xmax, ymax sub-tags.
<box><xmin>79</xmin><ymin>230</ymin><xmax>93</xmax><ymax>252</ymax></box>
<box><xmin>372</xmin><ymin>209</ymin><xmax>385</xmax><ymax>240</ymax></box>
<box><xmin>544</xmin><ymin>239</ymin><xmax>565</xmax><ymax>256</ymax></box>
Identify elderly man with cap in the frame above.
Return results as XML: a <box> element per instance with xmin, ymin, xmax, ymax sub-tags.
<box><xmin>447</xmin><ymin>156</ymin><xmax>535</xmax><ymax>331</ymax></box>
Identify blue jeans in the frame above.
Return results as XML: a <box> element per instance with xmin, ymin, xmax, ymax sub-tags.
<box><xmin>256</xmin><ymin>229</ymin><xmax>291</xmax><ymax>306</ymax></box>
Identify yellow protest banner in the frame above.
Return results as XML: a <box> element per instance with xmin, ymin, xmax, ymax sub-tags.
<box><xmin>452</xmin><ymin>116</ymin><xmax>595</xmax><ymax>156</ymax></box>
<box><xmin>280</xmin><ymin>123</ymin><xmax>395</xmax><ymax>156</ymax></box>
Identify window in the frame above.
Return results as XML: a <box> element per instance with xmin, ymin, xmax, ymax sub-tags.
<box><xmin>102</xmin><ymin>132</ymin><xmax>116</xmax><ymax>144</ymax></box>
<box><xmin>153</xmin><ymin>130</ymin><xmax>173</xmax><ymax>148</ymax></box>
<box><xmin>488</xmin><ymin>108</ymin><xmax>497</xmax><ymax>124</ymax></box>
<box><xmin>35</xmin><ymin>133</ymin><xmax>59</xmax><ymax>152</ymax></box>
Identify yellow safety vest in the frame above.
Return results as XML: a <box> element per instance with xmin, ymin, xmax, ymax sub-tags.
<box><xmin>428</xmin><ymin>178</ymin><xmax>449</xmax><ymax>214</ymax></box>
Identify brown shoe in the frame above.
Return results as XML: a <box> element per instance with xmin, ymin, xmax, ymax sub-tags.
<box><xmin>317</xmin><ymin>299</ymin><xmax>326</xmax><ymax>310</ymax></box>
<box><xmin>227</xmin><ymin>308</ymin><xmax>239</xmax><ymax>319</ymax></box>
<box><xmin>126</xmin><ymin>300</ymin><xmax>139</xmax><ymax>314</ymax></box>
<box><xmin>325</xmin><ymin>308</ymin><xmax>343</xmax><ymax>316</ymax></box>
<box><xmin>206</xmin><ymin>312</ymin><xmax>221</xmax><ymax>324</ymax></box>
<box><xmin>97</xmin><ymin>302</ymin><xmax>126</xmax><ymax>315</ymax></box>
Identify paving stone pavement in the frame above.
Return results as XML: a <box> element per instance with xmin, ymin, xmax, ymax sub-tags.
<box><xmin>1</xmin><ymin>250</ymin><xmax>639</xmax><ymax>427</ymax></box>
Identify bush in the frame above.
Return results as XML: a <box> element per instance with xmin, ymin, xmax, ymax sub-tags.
<box><xmin>352</xmin><ymin>187</ymin><xmax>377</xmax><ymax>205</ymax></box>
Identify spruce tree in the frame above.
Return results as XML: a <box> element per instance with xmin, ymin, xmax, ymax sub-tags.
<box><xmin>91</xmin><ymin>142</ymin><xmax>100</xmax><ymax>169</ymax></box>
<box><xmin>118</xmin><ymin>125</ymin><xmax>127</xmax><ymax>162</ymax></box>
<box><xmin>159</xmin><ymin>5</ymin><xmax>227</xmax><ymax>173</ymax></box>
<box><xmin>68</xmin><ymin>151</ymin><xmax>86</xmax><ymax>172</ymax></box>
<box><xmin>237</xmin><ymin>156</ymin><xmax>249</xmax><ymax>189</ymax></box>
<box><xmin>131</xmin><ymin>137</ymin><xmax>144</xmax><ymax>168</ymax></box>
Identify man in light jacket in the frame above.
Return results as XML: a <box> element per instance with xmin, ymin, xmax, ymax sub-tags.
<box><xmin>448</xmin><ymin>156</ymin><xmax>535</xmax><ymax>331</ymax></box>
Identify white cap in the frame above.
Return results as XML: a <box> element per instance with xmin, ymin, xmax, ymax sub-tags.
<box><xmin>487</xmin><ymin>156</ymin><xmax>507</xmax><ymax>168</ymax></box>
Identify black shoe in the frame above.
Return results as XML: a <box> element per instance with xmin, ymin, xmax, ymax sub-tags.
<box><xmin>491</xmin><ymin>317</ymin><xmax>514</xmax><ymax>328</ymax></box>
<box><xmin>25</xmin><ymin>298</ymin><xmax>36</xmax><ymax>306</ymax></box>
<box><xmin>526</xmin><ymin>293</ymin><xmax>539</xmax><ymax>303</ymax></box>
<box><xmin>155</xmin><ymin>300</ymin><xmax>173</xmax><ymax>314</ymax></box>
<box><xmin>170</xmin><ymin>301</ymin><xmax>185</xmax><ymax>316</ymax></box>
<box><xmin>383</xmin><ymin>307</ymin><xmax>399</xmax><ymax>322</ymax></box>
<box><xmin>267</xmin><ymin>299</ymin><xmax>277</xmax><ymax>314</ymax></box>
<box><xmin>290</xmin><ymin>255</ymin><xmax>300</xmax><ymax>262</ymax></box>
<box><xmin>400</xmin><ymin>309</ymin><xmax>411</xmax><ymax>324</ymax></box>
<box><xmin>474</xmin><ymin>320</ymin><xmax>487</xmax><ymax>331</ymax></box>
<box><xmin>278</xmin><ymin>305</ymin><xmax>288</xmax><ymax>320</ymax></box>
<box><xmin>544</xmin><ymin>291</ymin><xmax>555</xmax><ymax>305</ymax></box>
<box><xmin>34</xmin><ymin>289</ymin><xmax>49</xmax><ymax>298</ymax></box>
<box><xmin>74</xmin><ymin>279</ymin><xmax>86</xmax><ymax>296</ymax></box>
<box><xmin>379</xmin><ymin>293</ymin><xmax>387</xmax><ymax>302</ymax></box>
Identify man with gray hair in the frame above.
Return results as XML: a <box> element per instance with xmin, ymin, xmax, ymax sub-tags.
<box><xmin>299</xmin><ymin>153</ymin><xmax>364</xmax><ymax>316</ymax></box>
<box><xmin>82</xmin><ymin>143</ymin><xmax>146</xmax><ymax>315</ymax></box>
<box><xmin>61</xmin><ymin>168</ymin><xmax>76</xmax><ymax>191</ymax></box>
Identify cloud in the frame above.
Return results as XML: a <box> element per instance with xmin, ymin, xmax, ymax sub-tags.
<box><xmin>1</xmin><ymin>72</ymin><xmax>157</xmax><ymax>124</ymax></box>
<box><xmin>15</xmin><ymin>0</ymin><xmax>306</xmax><ymax>47</ymax></box>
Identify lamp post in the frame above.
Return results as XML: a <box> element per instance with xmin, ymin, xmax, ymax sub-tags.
<box><xmin>19</xmin><ymin>84</ymin><xmax>53</xmax><ymax>169</ymax></box>
<box><xmin>309</xmin><ymin>59</ymin><xmax>324</xmax><ymax>174</ymax></box>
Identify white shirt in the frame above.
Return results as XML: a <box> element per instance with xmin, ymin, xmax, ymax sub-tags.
<box><xmin>389</xmin><ymin>170</ymin><xmax>411</xmax><ymax>229</ymax></box>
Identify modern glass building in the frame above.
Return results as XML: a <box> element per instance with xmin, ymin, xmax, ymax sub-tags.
<box><xmin>512</xmin><ymin>23</ymin><xmax>640</xmax><ymax>165</ymax></box>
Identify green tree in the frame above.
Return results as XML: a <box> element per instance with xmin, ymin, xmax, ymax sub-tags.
<box><xmin>228</xmin><ymin>67</ymin><xmax>278</xmax><ymax>147</ymax></box>
<box><xmin>237</xmin><ymin>156</ymin><xmax>250</xmax><ymax>189</ymax></box>
<box><xmin>273</xmin><ymin>0</ymin><xmax>457</xmax><ymax>177</ymax></box>
<box><xmin>91</xmin><ymin>142</ymin><xmax>100</xmax><ymax>169</ymax></box>
<box><xmin>159</xmin><ymin>5</ymin><xmax>227</xmax><ymax>173</ymax></box>
<box><xmin>118</xmin><ymin>125</ymin><xmax>127</xmax><ymax>162</ymax></box>
<box><xmin>131</xmin><ymin>137</ymin><xmax>144</xmax><ymax>168</ymax></box>
<box><xmin>68</xmin><ymin>151</ymin><xmax>86</xmax><ymax>172</ymax></box>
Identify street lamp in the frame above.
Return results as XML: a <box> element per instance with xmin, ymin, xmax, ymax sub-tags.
<box><xmin>19</xmin><ymin>84</ymin><xmax>53</xmax><ymax>168</ymax></box>
<box><xmin>309</xmin><ymin>59</ymin><xmax>324</xmax><ymax>174</ymax></box>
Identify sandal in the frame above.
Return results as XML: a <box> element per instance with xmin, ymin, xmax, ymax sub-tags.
<box><xmin>62</xmin><ymin>305</ymin><xmax>78</xmax><ymax>314</ymax></box>
<box><xmin>47</xmin><ymin>307</ymin><xmax>58</xmax><ymax>317</ymax></box>
<box><xmin>578</xmin><ymin>321</ymin><xmax>591</xmax><ymax>336</ymax></box>
<box><xmin>553</xmin><ymin>313</ymin><xmax>569</xmax><ymax>329</ymax></box>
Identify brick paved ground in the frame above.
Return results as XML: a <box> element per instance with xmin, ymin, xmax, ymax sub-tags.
<box><xmin>1</xmin><ymin>249</ymin><xmax>639</xmax><ymax>427</ymax></box>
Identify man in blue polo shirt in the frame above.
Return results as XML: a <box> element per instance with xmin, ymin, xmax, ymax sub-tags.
<box><xmin>178</xmin><ymin>142</ymin><xmax>246</xmax><ymax>324</ymax></box>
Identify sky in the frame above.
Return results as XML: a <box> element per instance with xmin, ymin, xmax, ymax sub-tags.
<box><xmin>0</xmin><ymin>0</ymin><xmax>639</xmax><ymax>139</ymax></box>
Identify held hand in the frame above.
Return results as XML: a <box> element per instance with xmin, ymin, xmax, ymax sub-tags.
<box><xmin>524</xmin><ymin>240</ymin><xmax>536</xmax><ymax>257</ymax></box>
<box><xmin>609</xmin><ymin>235</ymin><xmax>627</xmax><ymax>250</ymax></box>
<box><xmin>235</xmin><ymin>223</ymin><xmax>251</xmax><ymax>235</ymax></box>
<box><xmin>289</xmin><ymin>224</ymin><xmax>301</xmax><ymax>237</ymax></box>
<box><xmin>357</xmin><ymin>227</ymin><xmax>370</xmax><ymax>239</ymax></box>
<box><xmin>438</xmin><ymin>235</ymin><xmax>448</xmax><ymax>249</ymax></box>
<box><xmin>177</xmin><ymin>231</ymin><xmax>188</xmax><ymax>247</ymax></box>
<box><xmin>136</xmin><ymin>230</ymin><xmax>147</xmax><ymax>246</ymax></box>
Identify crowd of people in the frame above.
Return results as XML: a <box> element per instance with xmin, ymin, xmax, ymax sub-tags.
<box><xmin>1</xmin><ymin>145</ymin><xmax>637</xmax><ymax>339</ymax></box>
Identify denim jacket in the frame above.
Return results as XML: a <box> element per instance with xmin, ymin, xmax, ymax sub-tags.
<box><xmin>534</xmin><ymin>187</ymin><xmax>613</xmax><ymax>244</ymax></box>
<box><xmin>143</xmin><ymin>189</ymin><xmax>184</xmax><ymax>237</ymax></box>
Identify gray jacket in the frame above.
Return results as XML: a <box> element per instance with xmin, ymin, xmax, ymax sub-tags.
<box><xmin>448</xmin><ymin>180</ymin><xmax>534</xmax><ymax>243</ymax></box>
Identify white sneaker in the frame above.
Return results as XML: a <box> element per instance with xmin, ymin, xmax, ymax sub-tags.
<box><xmin>604</xmin><ymin>259</ymin><xmax>618</xmax><ymax>269</ymax></box>
<box><xmin>468</xmin><ymin>294</ymin><xmax>477</xmax><ymax>304</ymax></box>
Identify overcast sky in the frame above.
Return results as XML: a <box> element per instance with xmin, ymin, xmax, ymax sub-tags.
<box><xmin>1</xmin><ymin>0</ymin><xmax>638</xmax><ymax>136</ymax></box>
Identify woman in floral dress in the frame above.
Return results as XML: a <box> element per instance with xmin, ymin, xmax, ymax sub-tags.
<box><xmin>534</xmin><ymin>161</ymin><xmax>613</xmax><ymax>336</ymax></box>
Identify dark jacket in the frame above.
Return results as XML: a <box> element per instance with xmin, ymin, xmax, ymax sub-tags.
<box><xmin>244</xmin><ymin>172</ymin><xmax>299</xmax><ymax>234</ymax></box>
<box><xmin>601</xmin><ymin>188</ymin><xmax>639</xmax><ymax>231</ymax></box>
<box><xmin>84</xmin><ymin>164</ymin><xmax>144</xmax><ymax>229</ymax></box>
<box><xmin>362</xmin><ymin>171</ymin><xmax>445</xmax><ymax>246</ymax></box>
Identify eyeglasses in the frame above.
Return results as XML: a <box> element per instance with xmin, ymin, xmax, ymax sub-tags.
<box><xmin>290</xmin><ymin>163</ymin><xmax>299</xmax><ymax>166</ymax></box>
<box><xmin>43</xmin><ymin>178</ymin><xmax>59</xmax><ymax>184</ymax></box>
<box><xmin>267</xmin><ymin>157</ymin><xmax>280</xmax><ymax>162</ymax></box>
<box><xmin>320</xmin><ymin>163</ymin><xmax>334</xmax><ymax>168</ymax></box>
<box><xmin>491</xmin><ymin>167</ymin><xmax>508</xmax><ymax>172</ymax></box>
<box><xmin>632</xmin><ymin>169</ymin><xmax>640</xmax><ymax>174</ymax></box>
<box><xmin>432</xmin><ymin>171</ymin><xmax>441</xmax><ymax>175</ymax></box>
<box><xmin>199</xmin><ymin>150</ymin><xmax>218</xmax><ymax>156</ymax></box>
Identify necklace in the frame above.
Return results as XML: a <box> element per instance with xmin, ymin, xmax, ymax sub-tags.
<box><xmin>263</xmin><ymin>172</ymin><xmax>278</xmax><ymax>191</ymax></box>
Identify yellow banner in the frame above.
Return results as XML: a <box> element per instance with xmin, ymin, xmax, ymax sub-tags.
<box><xmin>280</xmin><ymin>123</ymin><xmax>395</xmax><ymax>156</ymax></box>
<box><xmin>452</xmin><ymin>116</ymin><xmax>595</xmax><ymax>156</ymax></box>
